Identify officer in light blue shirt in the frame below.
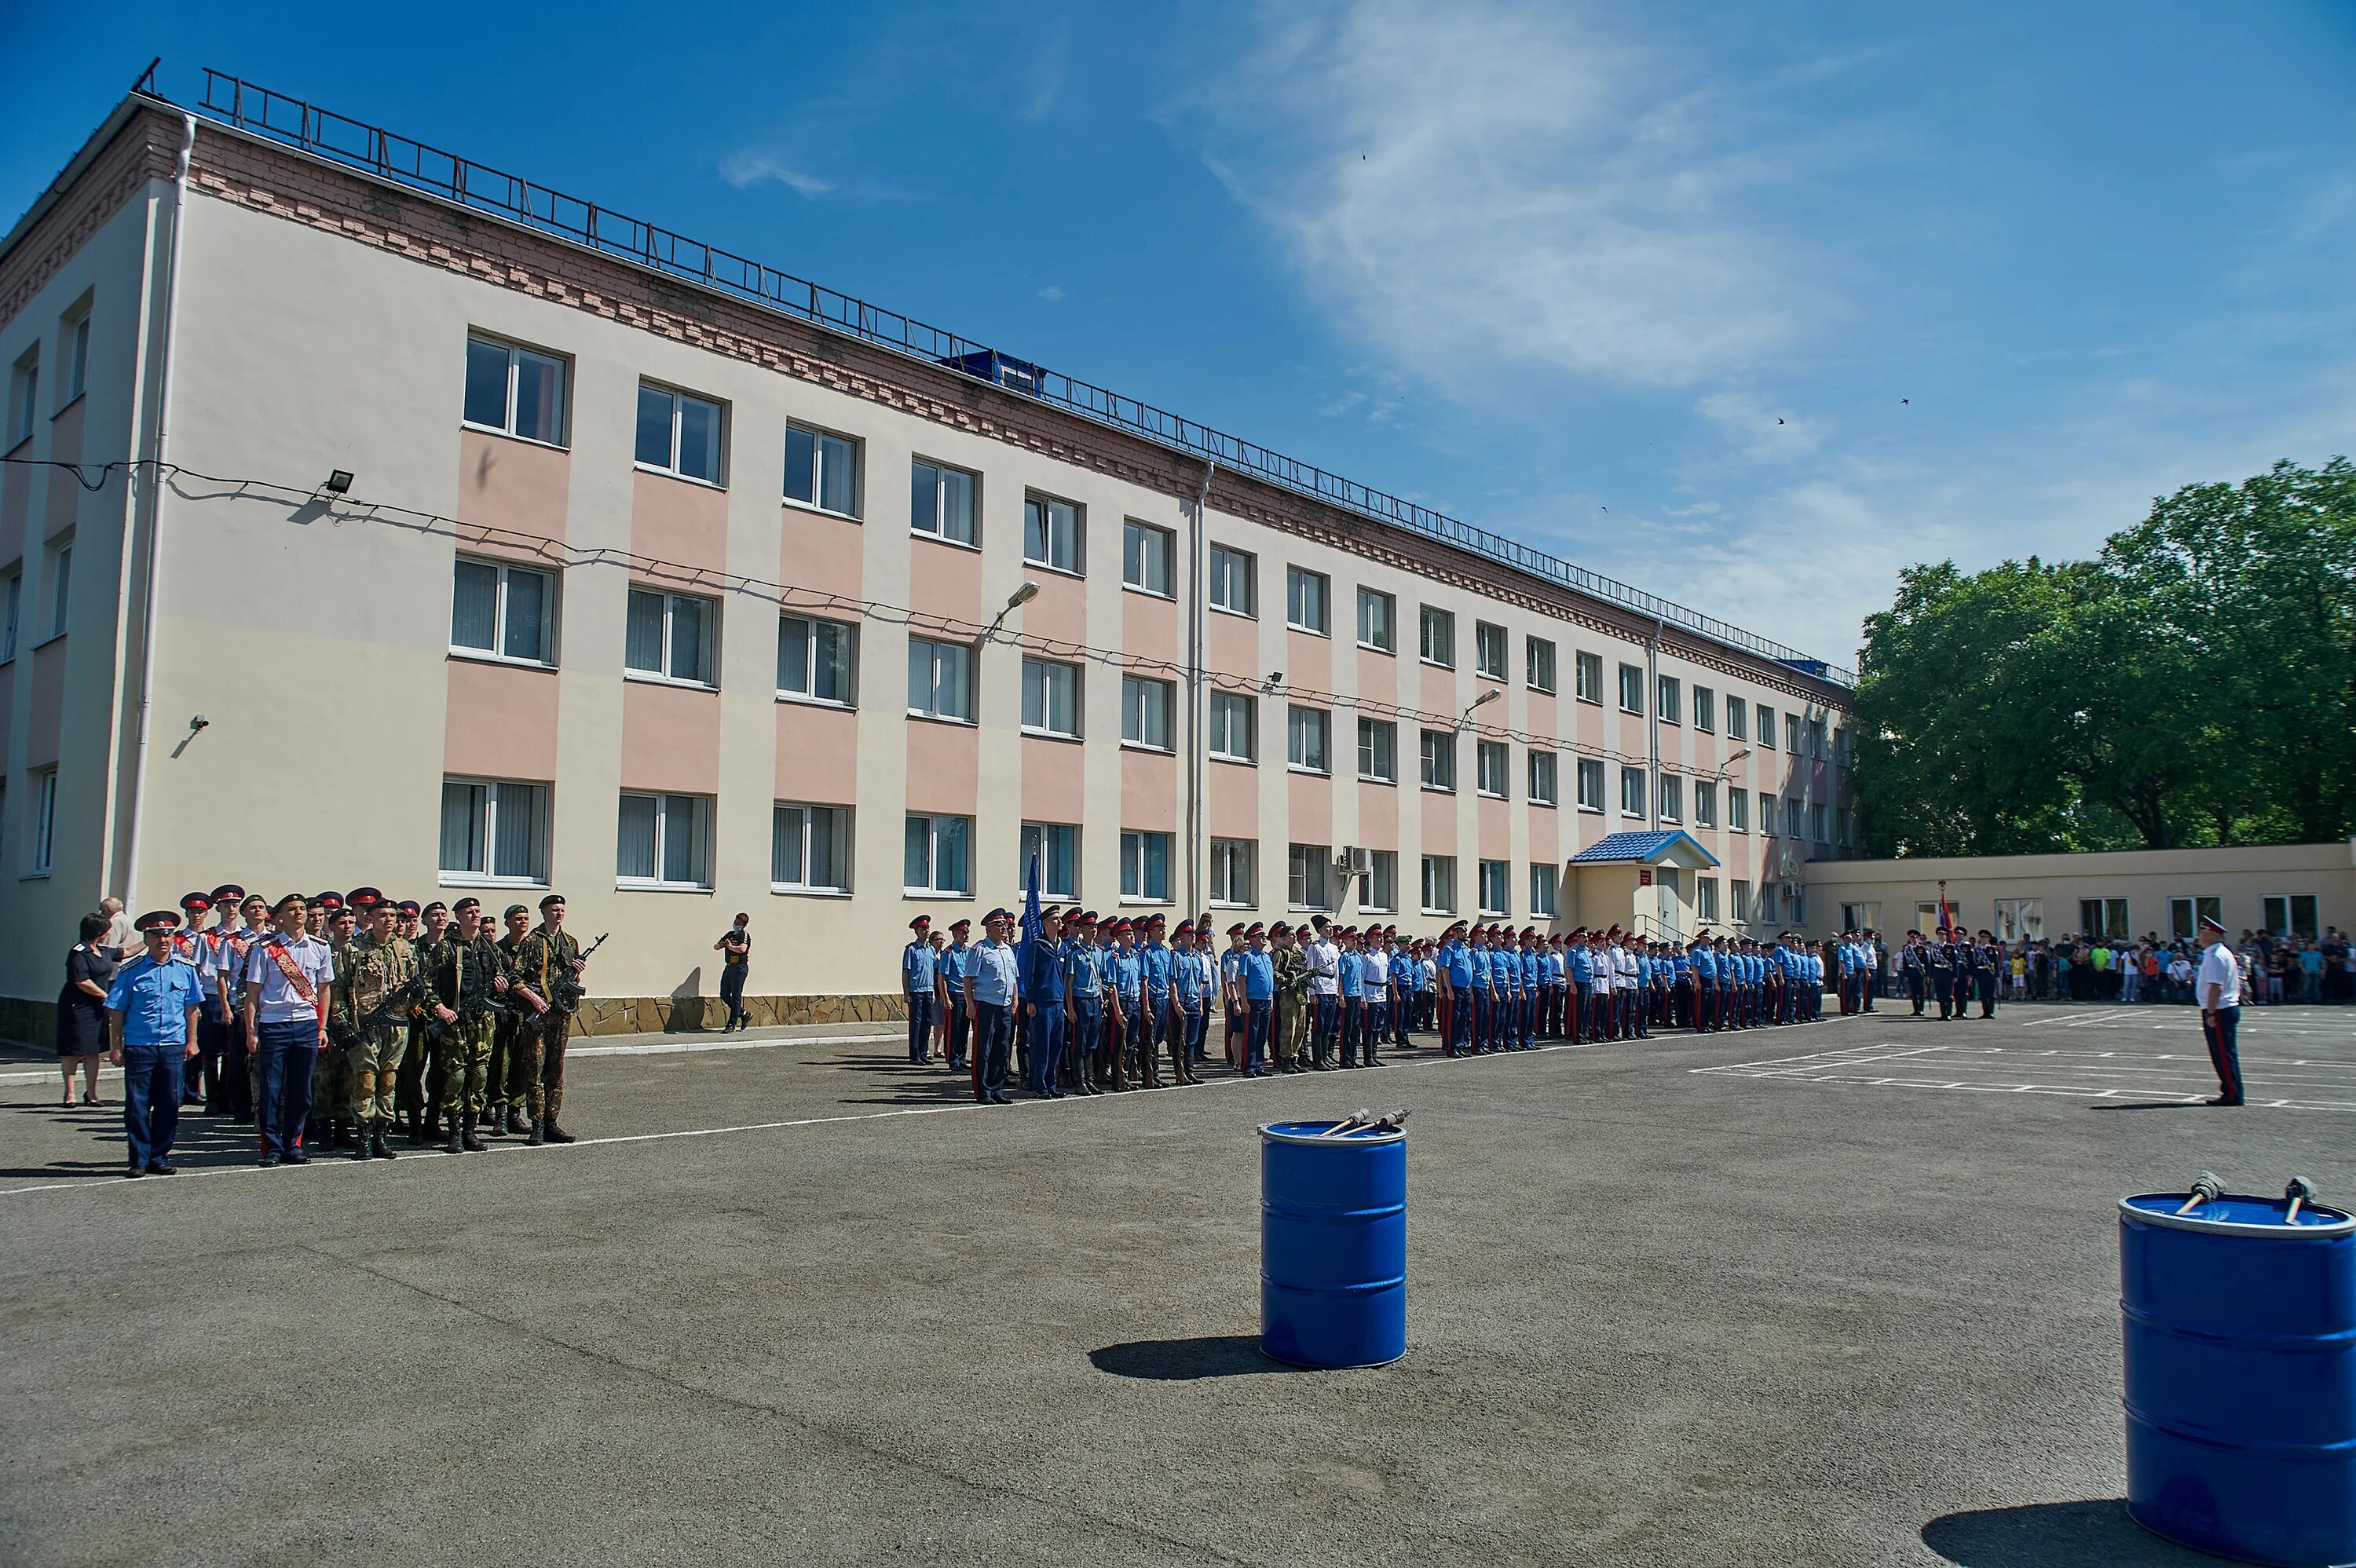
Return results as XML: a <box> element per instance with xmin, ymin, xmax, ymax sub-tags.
<box><xmin>965</xmin><ymin>910</ymin><xmax>1022</xmax><ymax>1104</ymax></box>
<box><xmin>1138</xmin><ymin>914</ymin><xmax>1176</xmax><ymax>1086</ymax></box>
<box><xmin>1388</xmin><ymin>934</ymin><xmax>1415</xmax><ymax>1051</ymax></box>
<box><xmin>903</xmin><ymin>916</ymin><xmax>940</xmax><ymax>1065</ymax></box>
<box><xmin>1059</xmin><ymin>912</ymin><xmax>1103</xmax><ymax>1096</ymax></box>
<box><xmin>941</xmin><ymin>919</ymin><xmax>975</xmax><ymax>1070</ymax></box>
<box><xmin>105</xmin><ymin>911</ymin><xmax>207</xmax><ymax>1177</ymax></box>
<box><xmin>1440</xmin><ymin>924</ymin><xmax>1473</xmax><ymax>1057</ymax></box>
<box><xmin>1238</xmin><ymin>923</ymin><xmax>1275</xmax><ymax>1076</ymax></box>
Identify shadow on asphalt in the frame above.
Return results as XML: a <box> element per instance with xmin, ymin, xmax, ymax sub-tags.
<box><xmin>1089</xmin><ymin>1335</ymin><xmax>1299</xmax><ymax>1381</ymax></box>
<box><xmin>2086</xmin><ymin>1102</ymin><xmax>2206</xmax><ymax>1113</ymax></box>
<box><xmin>0</xmin><ymin>1100</ymin><xmax>265</xmax><ymax>1180</ymax></box>
<box><xmin>1921</xmin><ymin>1500</ymin><xmax>2229</xmax><ymax>1566</ymax></box>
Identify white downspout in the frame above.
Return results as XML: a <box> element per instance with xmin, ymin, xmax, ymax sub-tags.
<box><xmin>119</xmin><ymin>111</ymin><xmax>196</xmax><ymax>910</ymax></box>
<box><xmin>1185</xmin><ymin>459</ymin><xmax>1214</xmax><ymax>917</ymax></box>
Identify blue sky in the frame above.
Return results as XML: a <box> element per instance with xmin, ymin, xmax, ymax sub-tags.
<box><xmin>5</xmin><ymin>2</ymin><xmax>2351</xmax><ymax>666</ymax></box>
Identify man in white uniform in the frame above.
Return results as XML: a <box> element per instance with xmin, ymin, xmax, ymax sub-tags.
<box><xmin>2195</xmin><ymin>912</ymin><xmax>2244</xmax><ymax>1106</ymax></box>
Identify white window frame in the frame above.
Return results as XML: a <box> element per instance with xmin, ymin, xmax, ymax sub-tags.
<box><xmin>1660</xmin><ymin>773</ymin><xmax>1683</xmax><ymax>824</ymax></box>
<box><xmin>7</xmin><ymin>349</ymin><xmax>37</xmax><ymax>449</ymax></box>
<box><xmin>1787</xmin><ymin>713</ymin><xmax>1805</xmax><ymax>753</ymax></box>
<box><xmin>785</xmin><ymin>420</ymin><xmax>862</xmax><ymax>518</ymax></box>
<box><xmin>1023</xmin><ymin>491</ymin><xmax>1085</xmax><ymax>576</ymax></box>
<box><xmin>905</xmin><ymin>813</ymin><xmax>975</xmax><ymax>897</ymax></box>
<box><xmin>1473</xmin><ymin>620</ymin><xmax>1507</xmax><ymax>681</ymax></box>
<box><xmin>777</xmin><ymin>613</ymin><xmax>858</xmax><ymax>707</ymax></box>
<box><xmin>1209</xmin><ymin>838</ymin><xmax>1257</xmax><ymax>907</ymax></box>
<box><xmin>1420</xmin><ymin>854</ymin><xmax>1457</xmax><ymax>917</ymax></box>
<box><xmin>463</xmin><ymin>332</ymin><xmax>569</xmax><ymax>447</ymax></box>
<box><xmin>1121</xmin><ymin>674</ymin><xmax>1174</xmax><ymax>751</ymax></box>
<box><xmin>1574</xmin><ymin>650</ymin><xmax>1603</xmax><ymax>704</ymax></box>
<box><xmin>1729</xmin><ymin>788</ymin><xmax>1749</xmax><ymax>832</ymax></box>
<box><xmin>1286</xmin><ymin>566</ymin><xmax>1330</xmax><ymax>635</ymax></box>
<box><xmin>1530</xmin><ymin>863</ymin><xmax>1559</xmax><ymax>919</ymax></box>
<box><xmin>1419</xmin><ymin>605</ymin><xmax>1455</xmax><ymax>668</ymax></box>
<box><xmin>30</xmin><ymin>766</ymin><xmax>57</xmax><ymax>875</ymax></box>
<box><xmin>439</xmin><ymin>777</ymin><xmax>551</xmax><ymax>886</ymax></box>
<box><xmin>1021</xmin><ymin>821</ymin><xmax>1081</xmax><ymax>901</ymax></box>
<box><xmin>1694</xmin><ymin>685</ymin><xmax>1716</xmax><ymax>733</ymax></box>
<box><xmin>1357</xmin><ymin>717</ymin><xmax>1397</xmax><ymax>784</ymax></box>
<box><xmin>1020</xmin><ymin>656</ymin><xmax>1083</xmax><ymax>740</ymax></box>
<box><xmin>1618</xmin><ymin>663</ymin><xmax>1644</xmax><ymax>715</ymax></box>
<box><xmin>1575</xmin><ymin>757</ymin><xmax>1605</xmax><ymax>813</ymax></box>
<box><xmin>61</xmin><ymin>308</ymin><xmax>90</xmax><ymax>407</ymax></box>
<box><xmin>616</xmin><ymin>791</ymin><xmax>712</xmax><ymax>890</ymax></box>
<box><xmin>1732</xmin><ymin>879</ymin><xmax>1753</xmax><ymax>926</ymax></box>
<box><xmin>910</xmin><ymin>458</ymin><xmax>979</xmax><ymax>547</ymax></box>
<box><xmin>1758</xmin><ymin>793</ymin><xmax>1777</xmax><ymax>837</ymax></box>
<box><xmin>1993</xmin><ymin>897</ymin><xmax>2043</xmax><ymax>943</ymax></box>
<box><xmin>44</xmin><ymin>540</ymin><xmax>71</xmax><ymax>642</ymax></box>
<box><xmin>1419</xmin><ymin>729</ymin><xmax>1456</xmax><ymax>792</ymax></box>
<box><xmin>451</xmin><ymin>557</ymin><xmax>558</xmax><ymax>667</ymax></box>
<box><xmin>634</xmin><ymin>381</ymin><xmax>727</xmax><ymax>485</ymax></box>
<box><xmin>1286</xmin><ymin>704</ymin><xmax>1331</xmax><ymax>774</ymax></box>
<box><xmin>1695</xmin><ymin>780</ymin><xmax>1717</xmax><ymax>828</ymax></box>
<box><xmin>1209</xmin><ymin>691</ymin><xmax>1257</xmax><ymax>763</ymax></box>
<box><xmin>1526</xmin><ymin>636</ymin><xmax>1556</xmax><ymax>693</ymax></box>
<box><xmin>1696</xmin><ymin>876</ymin><xmax>1721</xmax><ymax>924</ymax></box>
<box><xmin>1757</xmin><ymin>704</ymin><xmax>1775</xmax><ymax>747</ymax></box>
<box><xmin>907</xmin><ymin>636</ymin><xmax>976</xmax><ymax>723</ymax></box>
<box><xmin>1209</xmin><ymin>544</ymin><xmax>1256</xmax><ymax>617</ymax></box>
<box><xmin>1357</xmin><ymin>587</ymin><xmax>1396</xmax><ymax>652</ymax></box>
<box><xmin>1361</xmin><ymin>850</ymin><xmax>1399</xmax><ymax>915</ymax></box>
<box><xmin>1121</xmin><ymin>519</ymin><xmax>1174</xmax><ymax>597</ymax></box>
<box><xmin>1475</xmin><ymin>739</ymin><xmax>1509</xmax><ymax>799</ymax></box>
<box><xmin>1658</xmin><ymin>675</ymin><xmax>1681</xmax><ymax>726</ymax></box>
<box><xmin>773</xmin><ymin>802</ymin><xmax>854</xmax><ymax>894</ymax></box>
<box><xmin>1726</xmin><ymin>699</ymin><xmax>1748</xmax><ymax>741</ymax></box>
<box><xmin>1476</xmin><ymin>860</ymin><xmax>1511</xmax><ymax>919</ymax></box>
<box><xmin>1528</xmin><ymin>749</ymin><xmax>1558</xmax><ymax>806</ymax></box>
<box><xmin>1121</xmin><ymin>829</ymin><xmax>1173</xmax><ymax>903</ymax></box>
<box><xmin>0</xmin><ymin>568</ymin><xmax>17</xmax><ymax>662</ymax></box>
<box><xmin>1287</xmin><ymin>843</ymin><xmax>1333</xmax><ymax>912</ymax></box>
<box><xmin>624</xmin><ymin>587</ymin><xmax>717</xmax><ymax>687</ymax></box>
<box><xmin>1620</xmin><ymin>766</ymin><xmax>1646</xmax><ymax>820</ymax></box>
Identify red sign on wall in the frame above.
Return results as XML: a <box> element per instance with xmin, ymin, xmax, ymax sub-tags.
<box><xmin>1638</xmin><ymin>870</ymin><xmax>1653</xmax><ymax>886</ymax></box>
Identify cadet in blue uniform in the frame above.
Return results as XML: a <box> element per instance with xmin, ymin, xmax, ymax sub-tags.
<box><xmin>903</xmin><ymin>916</ymin><xmax>938</xmax><ymax>1065</ymax></box>
<box><xmin>941</xmin><ymin>919</ymin><xmax>974</xmax><ymax>1071</ymax></box>
<box><xmin>1239</xmin><ymin>923</ymin><xmax>1275</xmax><ymax>1076</ymax></box>
<box><xmin>106</xmin><ymin>911</ymin><xmax>207</xmax><ymax>1176</ymax></box>
<box><xmin>1022</xmin><ymin>910</ymin><xmax>1065</xmax><ymax>1099</ymax></box>
<box><xmin>1388</xmin><ymin>931</ymin><xmax>1415</xmax><ymax>1052</ymax></box>
<box><xmin>965</xmin><ymin>909</ymin><xmax>1020</xmax><ymax>1105</ymax></box>
<box><xmin>1138</xmin><ymin>914</ymin><xmax>1174</xmax><ymax>1086</ymax></box>
<box><xmin>1059</xmin><ymin>912</ymin><xmax>1103</xmax><ymax>1095</ymax></box>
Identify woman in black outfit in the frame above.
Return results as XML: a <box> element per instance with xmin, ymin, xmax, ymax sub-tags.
<box><xmin>59</xmin><ymin>914</ymin><xmax>118</xmax><ymax>1106</ymax></box>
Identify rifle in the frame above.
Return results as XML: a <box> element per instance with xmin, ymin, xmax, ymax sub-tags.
<box><xmin>547</xmin><ymin>932</ymin><xmax>609</xmax><ymax>1014</ymax></box>
<box><xmin>327</xmin><ymin>969</ymin><xmax>434</xmax><ymax>1051</ymax></box>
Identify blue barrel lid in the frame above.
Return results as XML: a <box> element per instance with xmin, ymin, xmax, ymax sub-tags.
<box><xmin>1261</xmin><ymin>1120</ymin><xmax>1406</xmax><ymax>1147</ymax></box>
<box><xmin>2120</xmin><ymin>1193</ymin><xmax>2356</xmax><ymax>1238</ymax></box>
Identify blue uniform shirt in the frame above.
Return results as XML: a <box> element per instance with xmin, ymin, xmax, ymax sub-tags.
<box><xmin>1241</xmin><ymin>948</ymin><xmax>1275</xmax><ymax>1001</ymax></box>
<box><xmin>1114</xmin><ymin>948</ymin><xmax>1143</xmax><ymax>1000</ymax></box>
<box><xmin>968</xmin><ymin>940</ymin><xmax>1019</xmax><ymax>1007</ymax></box>
<box><xmin>1063</xmin><ymin>938</ymin><xmax>1099</xmax><ymax>997</ymax></box>
<box><xmin>105</xmin><ymin>954</ymin><xmax>205</xmax><ymax>1047</ymax></box>
<box><xmin>1140</xmin><ymin>942</ymin><xmax>1173</xmax><ymax>998</ymax></box>
<box><xmin>1338</xmin><ymin>951</ymin><xmax>1363</xmax><ymax>999</ymax></box>
<box><xmin>902</xmin><ymin>941</ymin><xmax>937</xmax><ymax>995</ymax></box>
<box><xmin>942</xmin><ymin>942</ymin><xmax>971</xmax><ymax>999</ymax></box>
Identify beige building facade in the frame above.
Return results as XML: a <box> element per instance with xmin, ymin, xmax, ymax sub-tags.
<box><xmin>0</xmin><ymin>78</ymin><xmax>1857</xmax><ymax>1036</ymax></box>
<box><xmin>1800</xmin><ymin>841</ymin><xmax>2356</xmax><ymax>944</ymax></box>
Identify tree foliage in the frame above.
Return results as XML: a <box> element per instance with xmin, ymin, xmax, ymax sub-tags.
<box><xmin>1853</xmin><ymin>458</ymin><xmax>2356</xmax><ymax>856</ymax></box>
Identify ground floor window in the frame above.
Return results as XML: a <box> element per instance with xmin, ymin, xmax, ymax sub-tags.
<box><xmin>617</xmin><ymin>791</ymin><xmax>711</xmax><ymax>888</ymax></box>
<box><xmin>1210</xmin><ymin>838</ymin><xmax>1256</xmax><ymax>906</ymax></box>
<box><xmin>1021</xmin><ymin>822</ymin><xmax>1080</xmax><ymax>900</ymax></box>
<box><xmin>773</xmin><ymin>802</ymin><xmax>852</xmax><ymax>893</ymax></box>
<box><xmin>1530</xmin><ymin>863</ymin><xmax>1558</xmax><ymax>919</ymax></box>
<box><xmin>440</xmin><ymin>777</ymin><xmax>549</xmax><ymax>883</ymax></box>
<box><xmin>905</xmin><ymin>813</ymin><xmax>973</xmax><ymax>895</ymax></box>
<box><xmin>1121</xmin><ymin>830</ymin><xmax>1173</xmax><ymax>902</ymax></box>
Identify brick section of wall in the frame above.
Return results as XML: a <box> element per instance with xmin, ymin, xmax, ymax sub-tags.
<box><xmin>567</xmin><ymin>992</ymin><xmax>906</xmax><ymax>1036</ymax></box>
<box><xmin>159</xmin><ymin>115</ymin><xmax>1843</xmax><ymax>711</ymax></box>
<box><xmin>0</xmin><ymin>107</ymin><xmax>182</xmax><ymax>332</ymax></box>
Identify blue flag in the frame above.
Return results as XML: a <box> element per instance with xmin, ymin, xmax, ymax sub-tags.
<box><xmin>1019</xmin><ymin>851</ymin><xmax>1052</xmax><ymax>997</ymax></box>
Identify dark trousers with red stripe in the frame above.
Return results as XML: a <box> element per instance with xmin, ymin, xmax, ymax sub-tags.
<box><xmin>2202</xmin><ymin>1005</ymin><xmax>2244</xmax><ymax>1103</ymax></box>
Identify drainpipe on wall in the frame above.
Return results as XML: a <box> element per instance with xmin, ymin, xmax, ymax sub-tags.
<box><xmin>1185</xmin><ymin>459</ymin><xmax>1215</xmax><ymax>917</ymax></box>
<box><xmin>118</xmin><ymin>111</ymin><xmax>196</xmax><ymax>911</ymax></box>
<box><xmin>1646</xmin><ymin>616</ymin><xmax>1663</xmax><ymax>833</ymax></box>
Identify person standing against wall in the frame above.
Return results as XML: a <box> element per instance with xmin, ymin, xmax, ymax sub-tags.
<box><xmin>713</xmin><ymin>914</ymin><xmax>751</xmax><ymax>1033</ymax></box>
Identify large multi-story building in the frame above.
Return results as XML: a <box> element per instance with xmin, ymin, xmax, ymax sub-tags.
<box><xmin>0</xmin><ymin>72</ymin><xmax>1854</xmax><ymax>1036</ymax></box>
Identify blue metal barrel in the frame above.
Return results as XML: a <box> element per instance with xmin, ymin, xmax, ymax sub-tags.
<box><xmin>2119</xmin><ymin>1191</ymin><xmax>2356</xmax><ymax>1567</ymax></box>
<box><xmin>1260</xmin><ymin>1120</ymin><xmax>1407</xmax><ymax>1369</ymax></box>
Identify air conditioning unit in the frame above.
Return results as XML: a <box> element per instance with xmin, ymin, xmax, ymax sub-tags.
<box><xmin>1340</xmin><ymin>846</ymin><xmax>1374</xmax><ymax>876</ymax></box>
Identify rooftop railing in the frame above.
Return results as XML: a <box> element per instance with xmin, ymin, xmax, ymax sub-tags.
<box><xmin>164</xmin><ymin>66</ymin><xmax>1855</xmax><ymax>687</ymax></box>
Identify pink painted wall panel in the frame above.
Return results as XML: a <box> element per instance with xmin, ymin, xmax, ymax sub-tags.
<box><xmin>456</xmin><ymin>429</ymin><xmax>569</xmax><ymax>554</ymax></box>
<box><xmin>1207</xmin><ymin>759</ymin><xmax>1258</xmax><ymax>838</ymax></box>
<box><xmin>905</xmin><ymin>719</ymin><xmax>979</xmax><ymax>816</ymax></box>
<box><xmin>43</xmin><ymin>400</ymin><xmax>82</xmax><ymax>539</ymax></box>
<box><xmin>1525</xmin><ymin>692</ymin><xmax>1558</xmax><ymax>745</ymax></box>
<box><xmin>776</xmin><ymin>702</ymin><xmax>858</xmax><ymax>803</ymax></box>
<box><xmin>1286</xmin><ymin>627</ymin><xmax>1330</xmax><ymax>696</ymax></box>
<box><xmin>781</xmin><ymin>506</ymin><xmax>862</xmax><ymax>609</ymax></box>
<box><xmin>1207</xmin><ymin>612</ymin><xmax>1257</xmax><ymax>682</ymax></box>
<box><xmin>1356</xmin><ymin>782</ymin><xmax>1396</xmax><ymax>850</ymax></box>
<box><xmin>908</xmin><ymin>538</ymin><xmax>982</xmax><ymax>633</ymax></box>
<box><xmin>1358</xmin><ymin>648</ymin><xmax>1400</xmax><ymax>713</ymax></box>
<box><xmin>442</xmin><ymin>659</ymin><xmax>559</xmax><ymax>780</ymax></box>
<box><xmin>1527</xmin><ymin>808</ymin><xmax>1559</xmax><ymax>864</ymax></box>
<box><xmin>1286</xmin><ymin>769</ymin><xmax>1332</xmax><ymax>844</ymax></box>
<box><xmin>1123</xmin><ymin>591</ymin><xmax>1178</xmax><ymax>662</ymax></box>
<box><xmin>619</xmin><ymin>680</ymin><xmax>720</xmax><ymax>795</ymax></box>
<box><xmin>630</xmin><ymin>470</ymin><xmax>729</xmax><ymax>576</ymax></box>
<box><xmin>1419</xmin><ymin>663</ymin><xmax>1457</xmax><ymax>725</ymax></box>
<box><xmin>1419</xmin><ymin>787</ymin><xmax>1455</xmax><ymax>852</ymax></box>
<box><xmin>1122</xmin><ymin>748</ymin><xmax>1179</xmax><ymax>832</ymax></box>
<box><xmin>1022</xmin><ymin>571</ymin><xmax>1086</xmax><ymax>655</ymax></box>
<box><xmin>1020</xmin><ymin>736</ymin><xmax>1085</xmax><ymax>821</ymax></box>
<box><xmin>1477</xmin><ymin>797</ymin><xmax>1509</xmax><ymax>857</ymax></box>
<box><xmin>25</xmin><ymin>639</ymin><xmax>65</xmax><ymax>768</ymax></box>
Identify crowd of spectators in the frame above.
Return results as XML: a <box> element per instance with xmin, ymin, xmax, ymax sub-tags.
<box><xmin>1968</xmin><ymin>927</ymin><xmax>2353</xmax><ymax>1006</ymax></box>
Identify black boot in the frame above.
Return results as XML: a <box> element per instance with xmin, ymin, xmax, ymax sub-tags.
<box><xmin>348</xmin><ymin>1121</ymin><xmax>372</xmax><ymax>1160</ymax></box>
<box><xmin>371</xmin><ymin>1124</ymin><xmax>397</xmax><ymax>1160</ymax></box>
<box><xmin>506</xmin><ymin>1106</ymin><xmax>530</xmax><ymax>1136</ymax></box>
<box><xmin>461</xmin><ymin>1111</ymin><xmax>487</xmax><ymax>1153</ymax></box>
<box><xmin>444</xmin><ymin>1117</ymin><xmax>464</xmax><ymax>1155</ymax></box>
<box><xmin>543</xmin><ymin>1118</ymin><xmax>576</xmax><ymax>1145</ymax></box>
<box><xmin>425</xmin><ymin>1109</ymin><xmax>443</xmax><ymax>1139</ymax></box>
<box><xmin>525</xmin><ymin>1117</ymin><xmax>545</xmax><ymax>1147</ymax></box>
<box><xmin>404</xmin><ymin>1111</ymin><xmax>428</xmax><ymax>1146</ymax></box>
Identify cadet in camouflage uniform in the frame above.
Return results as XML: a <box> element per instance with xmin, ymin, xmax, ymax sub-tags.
<box><xmin>511</xmin><ymin>893</ymin><xmax>585</xmax><ymax>1145</ymax></box>
<box><xmin>398</xmin><ymin>900</ymin><xmax>452</xmax><ymax>1144</ymax></box>
<box><xmin>486</xmin><ymin>904</ymin><xmax>533</xmax><ymax>1135</ymax></box>
<box><xmin>1270</xmin><ymin>922</ymin><xmax>1309</xmax><ymax>1074</ymax></box>
<box><xmin>331</xmin><ymin>890</ymin><xmax>412</xmax><ymax>1161</ymax></box>
<box><xmin>418</xmin><ymin>896</ymin><xmax>507</xmax><ymax>1153</ymax></box>
<box><xmin>311</xmin><ymin>897</ymin><xmax>359</xmax><ymax>1149</ymax></box>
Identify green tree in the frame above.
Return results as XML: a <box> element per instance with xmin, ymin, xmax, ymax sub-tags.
<box><xmin>1853</xmin><ymin>458</ymin><xmax>2354</xmax><ymax>857</ymax></box>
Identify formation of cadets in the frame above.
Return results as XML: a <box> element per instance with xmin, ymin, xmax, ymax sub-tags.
<box><xmin>123</xmin><ymin>884</ymin><xmax>592</xmax><ymax>1168</ymax></box>
<box><xmin>904</xmin><ymin>906</ymin><xmax>1871</xmax><ymax>1104</ymax></box>
<box><xmin>1893</xmin><ymin>927</ymin><xmax>2010</xmax><ymax>1020</ymax></box>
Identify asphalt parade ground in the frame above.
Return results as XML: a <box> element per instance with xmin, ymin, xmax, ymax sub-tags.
<box><xmin>4</xmin><ymin>1001</ymin><xmax>2351</xmax><ymax>1567</ymax></box>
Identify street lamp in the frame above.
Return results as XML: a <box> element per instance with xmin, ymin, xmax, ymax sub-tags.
<box><xmin>1459</xmin><ymin>689</ymin><xmax>1501</xmax><ymax>728</ymax></box>
<box><xmin>1714</xmin><ymin>747</ymin><xmax>1752</xmax><ymax>777</ymax></box>
<box><xmin>983</xmin><ymin>580</ymin><xmax>1041</xmax><ymax>641</ymax></box>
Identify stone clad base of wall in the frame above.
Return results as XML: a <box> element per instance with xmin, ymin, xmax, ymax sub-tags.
<box><xmin>0</xmin><ymin>995</ymin><xmax>906</xmax><ymax>1050</ymax></box>
<box><xmin>569</xmin><ymin>994</ymin><xmax>908</xmax><ymax>1037</ymax></box>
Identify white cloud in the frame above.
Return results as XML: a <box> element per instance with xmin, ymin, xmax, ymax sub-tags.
<box><xmin>1036</xmin><ymin>284</ymin><xmax>1066</xmax><ymax>302</ymax></box>
<box><xmin>1187</xmin><ymin>0</ymin><xmax>1814</xmax><ymax>390</ymax></box>
<box><xmin>717</xmin><ymin>152</ymin><xmax>835</xmax><ymax>198</ymax></box>
<box><xmin>1696</xmin><ymin>390</ymin><xmax>1826</xmax><ymax>462</ymax></box>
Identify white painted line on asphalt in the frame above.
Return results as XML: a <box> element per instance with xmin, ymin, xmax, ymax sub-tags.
<box><xmin>573</xmin><ymin>1030</ymin><xmax>903</xmax><ymax>1058</ymax></box>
